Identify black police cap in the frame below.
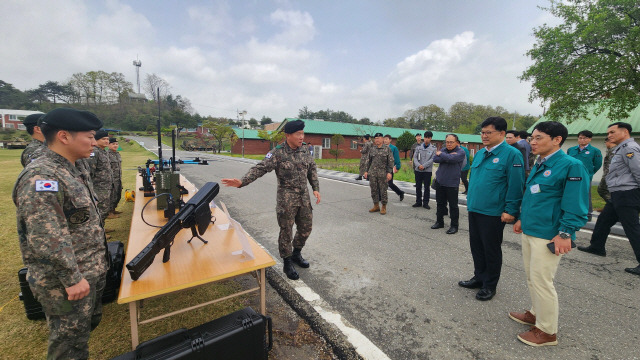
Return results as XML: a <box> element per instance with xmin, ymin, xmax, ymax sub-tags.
<box><xmin>109</xmin><ymin>137</ymin><xmax>118</xmax><ymax>143</ymax></box>
<box><xmin>94</xmin><ymin>130</ymin><xmax>109</xmax><ymax>140</ymax></box>
<box><xmin>39</xmin><ymin>108</ymin><xmax>103</xmax><ymax>132</ymax></box>
<box><xmin>284</xmin><ymin>120</ymin><xmax>305</xmax><ymax>134</ymax></box>
<box><xmin>374</xmin><ymin>132</ymin><xmax>384</xmax><ymax>138</ymax></box>
<box><xmin>23</xmin><ymin>113</ymin><xmax>44</xmax><ymax>126</ymax></box>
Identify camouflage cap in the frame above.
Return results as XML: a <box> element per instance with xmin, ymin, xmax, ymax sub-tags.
<box><xmin>39</xmin><ymin>108</ymin><xmax>103</xmax><ymax>131</ymax></box>
<box><xmin>22</xmin><ymin>113</ymin><xmax>44</xmax><ymax>126</ymax></box>
<box><xmin>284</xmin><ymin>120</ymin><xmax>305</xmax><ymax>134</ymax></box>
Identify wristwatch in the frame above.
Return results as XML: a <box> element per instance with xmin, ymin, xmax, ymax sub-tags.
<box><xmin>558</xmin><ymin>232</ymin><xmax>571</xmax><ymax>239</ymax></box>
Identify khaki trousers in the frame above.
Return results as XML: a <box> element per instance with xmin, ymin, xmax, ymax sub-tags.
<box><xmin>521</xmin><ymin>233</ymin><xmax>563</xmax><ymax>335</ymax></box>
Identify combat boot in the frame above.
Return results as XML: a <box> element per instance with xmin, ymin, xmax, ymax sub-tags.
<box><xmin>369</xmin><ymin>203</ymin><xmax>380</xmax><ymax>212</ymax></box>
<box><xmin>291</xmin><ymin>248</ymin><xmax>310</xmax><ymax>268</ymax></box>
<box><xmin>283</xmin><ymin>257</ymin><xmax>299</xmax><ymax>280</ymax></box>
<box><xmin>380</xmin><ymin>204</ymin><xmax>387</xmax><ymax>215</ymax></box>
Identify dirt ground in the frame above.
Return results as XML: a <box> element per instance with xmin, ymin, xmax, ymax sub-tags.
<box><xmin>235</xmin><ymin>274</ymin><xmax>339</xmax><ymax>360</ymax></box>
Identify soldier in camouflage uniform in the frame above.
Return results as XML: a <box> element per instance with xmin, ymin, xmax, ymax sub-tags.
<box><xmin>20</xmin><ymin>113</ymin><xmax>46</xmax><ymax>167</ymax></box>
<box><xmin>13</xmin><ymin>108</ymin><xmax>108</xmax><ymax>360</ymax></box>
<box><xmin>86</xmin><ymin>130</ymin><xmax>113</xmax><ymax>224</ymax></box>
<box><xmin>596</xmin><ymin>138</ymin><xmax>616</xmax><ymax>202</ymax></box>
<box><xmin>356</xmin><ymin>134</ymin><xmax>371</xmax><ymax>180</ymax></box>
<box><xmin>222</xmin><ymin>120</ymin><xmax>321</xmax><ymax>280</ymax></box>
<box><xmin>364</xmin><ymin>133</ymin><xmax>394</xmax><ymax>215</ymax></box>
<box><xmin>107</xmin><ymin>138</ymin><xmax>123</xmax><ymax>216</ymax></box>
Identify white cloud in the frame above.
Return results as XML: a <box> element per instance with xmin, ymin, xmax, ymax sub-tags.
<box><xmin>269</xmin><ymin>9</ymin><xmax>316</xmax><ymax>46</ymax></box>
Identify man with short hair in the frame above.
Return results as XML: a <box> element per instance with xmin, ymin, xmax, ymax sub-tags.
<box><xmin>459</xmin><ymin>117</ymin><xmax>525</xmax><ymax>301</ymax></box>
<box><xmin>86</xmin><ymin>130</ymin><xmax>113</xmax><ymax>224</ymax></box>
<box><xmin>383</xmin><ymin>134</ymin><xmax>404</xmax><ymax>201</ymax></box>
<box><xmin>356</xmin><ymin>134</ymin><xmax>372</xmax><ymax>181</ymax></box>
<box><xmin>364</xmin><ymin>133</ymin><xmax>394</xmax><ymax>215</ymax></box>
<box><xmin>518</xmin><ymin>131</ymin><xmax>533</xmax><ymax>177</ymax></box>
<box><xmin>13</xmin><ymin>107</ymin><xmax>108</xmax><ymax>359</ymax></box>
<box><xmin>510</xmin><ymin>121</ymin><xmax>589</xmax><ymax>346</ymax></box>
<box><xmin>412</xmin><ymin>131</ymin><xmax>436</xmax><ymax>208</ymax></box>
<box><xmin>410</xmin><ymin>133</ymin><xmax>423</xmax><ymax>160</ymax></box>
<box><xmin>107</xmin><ymin>138</ymin><xmax>122</xmax><ymax>216</ymax></box>
<box><xmin>432</xmin><ymin>134</ymin><xmax>466</xmax><ymax>234</ymax></box>
<box><xmin>579</xmin><ymin>122</ymin><xmax>640</xmax><ymax>276</ymax></box>
<box><xmin>222</xmin><ymin>120</ymin><xmax>320</xmax><ymax>280</ymax></box>
<box><xmin>567</xmin><ymin>130</ymin><xmax>603</xmax><ymax>221</ymax></box>
<box><xmin>506</xmin><ymin>130</ymin><xmax>527</xmax><ymax>168</ymax></box>
<box><xmin>21</xmin><ymin>113</ymin><xmax>46</xmax><ymax>167</ymax></box>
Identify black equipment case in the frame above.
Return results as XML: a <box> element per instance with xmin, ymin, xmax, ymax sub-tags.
<box><xmin>112</xmin><ymin>307</ymin><xmax>273</xmax><ymax>359</ymax></box>
<box><xmin>18</xmin><ymin>241</ymin><xmax>125</xmax><ymax>320</ymax></box>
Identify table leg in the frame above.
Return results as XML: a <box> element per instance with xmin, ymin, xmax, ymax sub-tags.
<box><xmin>260</xmin><ymin>268</ymin><xmax>266</xmax><ymax>315</ymax></box>
<box><xmin>129</xmin><ymin>301</ymin><xmax>139</xmax><ymax>349</ymax></box>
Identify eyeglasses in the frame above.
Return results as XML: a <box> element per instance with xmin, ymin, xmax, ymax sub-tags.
<box><xmin>481</xmin><ymin>131</ymin><xmax>497</xmax><ymax>136</ymax></box>
<box><xmin>530</xmin><ymin>135</ymin><xmax>551</xmax><ymax>142</ymax></box>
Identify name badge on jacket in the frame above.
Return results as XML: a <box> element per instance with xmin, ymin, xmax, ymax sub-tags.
<box><xmin>530</xmin><ymin>184</ymin><xmax>540</xmax><ymax>194</ymax></box>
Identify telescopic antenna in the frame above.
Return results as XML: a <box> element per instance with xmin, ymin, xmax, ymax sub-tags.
<box><xmin>157</xmin><ymin>87</ymin><xmax>163</xmax><ymax>171</ymax></box>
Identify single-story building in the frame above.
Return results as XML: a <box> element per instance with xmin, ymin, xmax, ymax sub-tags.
<box><xmin>231</xmin><ymin>118</ymin><xmax>483</xmax><ymax>159</ymax></box>
<box><xmin>1</xmin><ymin>109</ymin><xmax>45</xmax><ymax>130</ymax></box>
<box><xmin>528</xmin><ymin>103</ymin><xmax>640</xmax><ymax>182</ymax></box>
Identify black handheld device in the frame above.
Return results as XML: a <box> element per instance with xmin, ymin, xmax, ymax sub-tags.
<box><xmin>546</xmin><ymin>240</ymin><xmax>577</xmax><ymax>254</ymax></box>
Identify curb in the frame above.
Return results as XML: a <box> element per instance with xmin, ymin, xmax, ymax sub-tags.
<box><xmin>265</xmin><ymin>267</ymin><xmax>364</xmax><ymax>360</ymax></box>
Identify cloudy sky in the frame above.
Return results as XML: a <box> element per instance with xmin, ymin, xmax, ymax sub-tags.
<box><xmin>2</xmin><ymin>0</ymin><xmax>556</xmax><ymax>122</ymax></box>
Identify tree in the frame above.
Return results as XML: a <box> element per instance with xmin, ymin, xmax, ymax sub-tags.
<box><xmin>520</xmin><ymin>0</ymin><xmax>640</xmax><ymax>121</ymax></box>
<box><xmin>328</xmin><ymin>134</ymin><xmax>345</xmax><ymax>161</ymax></box>
<box><xmin>396</xmin><ymin>131</ymin><xmax>415</xmax><ymax>159</ymax></box>
<box><xmin>260</xmin><ymin>116</ymin><xmax>273</xmax><ymax>126</ymax></box>
<box><xmin>144</xmin><ymin>73</ymin><xmax>171</xmax><ymax>102</ymax></box>
<box><xmin>203</xmin><ymin>118</ymin><xmax>235</xmax><ymax>153</ymax></box>
<box><xmin>248</xmin><ymin>118</ymin><xmax>259</xmax><ymax>128</ymax></box>
<box><xmin>0</xmin><ymin>80</ymin><xmax>29</xmax><ymax>108</ymax></box>
<box><xmin>257</xmin><ymin>129</ymin><xmax>285</xmax><ymax>149</ymax></box>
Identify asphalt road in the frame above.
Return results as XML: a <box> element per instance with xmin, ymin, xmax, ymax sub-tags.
<box><xmin>130</xmin><ymin>137</ymin><xmax>639</xmax><ymax>360</ymax></box>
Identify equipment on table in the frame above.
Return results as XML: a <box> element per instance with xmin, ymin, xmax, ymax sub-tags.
<box><xmin>126</xmin><ymin>182</ymin><xmax>220</xmax><ymax>281</ymax></box>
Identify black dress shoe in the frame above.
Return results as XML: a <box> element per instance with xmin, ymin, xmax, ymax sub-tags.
<box><xmin>446</xmin><ymin>226</ymin><xmax>458</xmax><ymax>234</ymax></box>
<box><xmin>399</xmin><ymin>192</ymin><xmax>405</xmax><ymax>201</ymax></box>
<box><xmin>431</xmin><ymin>222</ymin><xmax>444</xmax><ymax>229</ymax></box>
<box><xmin>476</xmin><ymin>288</ymin><xmax>496</xmax><ymax>301</ymax></box>
<box><xmin>423</xmin><ymin>203</ymin><xmax>430</xmax><ymax>209</ymax></box>
<box><xmin>355</xmin><ymin>176</ymin><xmax>362</xmax><ymax>180</ymax></box>
<box><xmin>577</xmin><ymin>245</ymin><xmax>606</xmax><ymax>257</ymax></box>
<box><xmin>458</xmin><ymin>278</ymin><xmax>482</xmax><ymax>289</ymax></box>
<box><xmin>624</xmin><ymin>265</ymin><xmax>640</xmax><ymax>276</ymax></box>
<box><xmin>412</xmin><ymin>203</ymin><xmax>422</xmax><ymax>207</ymax></box>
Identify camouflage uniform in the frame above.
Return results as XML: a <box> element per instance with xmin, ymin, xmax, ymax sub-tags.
<box><xmin>21</xmin><ymin>139</ymin><xmax>46</xmax><ymax>167</ymax></box>
<box><xmin>597</xmin><ymin>147</ymin><xmax>614</xmax><ymax>202</ymax></box>
<box><xmin>240</xmin><ymin>142</ymin><xmax>319</xmax><ymax>258</ymax></box>
<box><xmin>108</xmin><ymin>150</ymin><xmax>122</xmax><ymax>212</ymax></box>
<box><xmin>13</xmin><ymin>148</ymin><xmax>108</xmax><ymax>360</ymax></box>
<box><xmin>359</xmin><ymin>141</ymin><xmax>372</xmax><ymax>177</ymax></box>
<box><xmin>86</xmin><ymin>146</ymin><xmax>113</xmax><ymax>222</ymax></box>
<box><xmin>365</xmin><ymin>145</ymin><xmax>394</xmax><ymax>205</ymax></box>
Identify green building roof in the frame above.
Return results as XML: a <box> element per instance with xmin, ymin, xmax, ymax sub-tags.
<box><xmin>528</xmin><ymin>104</ymin><xmax>640</xmax><ymax>136</ymax></box>
<box><xmin>232</xmin><ymin>128</ymin><xmax>264</xmax><ymax>139</ymax></box>
<box><xmin>278</xmin><ymin>118</ymin><xmax>482</xmax><ymax>143</ymax></box>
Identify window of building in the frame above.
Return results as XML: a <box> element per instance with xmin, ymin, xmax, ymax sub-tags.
<box><xmin>9</xmin><ymin>115</ymin><xmax>17</xmax><ymax>120</ymax></box>
<box><xmin>350</xmin><ymin>140</ymin><xmax>358</xmax><ymax>150</ymax></box>
<box><xmin>322</xmin><ymin>138</ymin><xmax>331</xmax><ymax>149</ymax></box>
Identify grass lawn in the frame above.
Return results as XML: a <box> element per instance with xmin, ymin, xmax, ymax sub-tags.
<box><xmin>0</xmin><ymin>141</ymin><xmax>248</xmax><ymax>359</ymax></box>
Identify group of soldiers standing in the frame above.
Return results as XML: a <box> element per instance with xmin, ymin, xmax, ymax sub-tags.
<box><xmin>15</xmin><ymin>109</ymin><xmax>123</xmax><ymax>358</ymax></box>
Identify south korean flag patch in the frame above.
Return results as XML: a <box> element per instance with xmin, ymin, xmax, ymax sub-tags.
<box><xmin>265</xmin><ymin>152</ymin><xmax>273</xmax><ymax>159</ymax></box>
<box><xmin>35</xmin><ymin>180</ymin><xmax>59</xmax><ymax>192</ymax></box>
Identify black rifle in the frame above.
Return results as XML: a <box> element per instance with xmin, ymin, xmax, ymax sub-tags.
<box><xmin>126</xmin><ymin>182</ymin><xmax>220</xmax><ymax>281</ymax></box>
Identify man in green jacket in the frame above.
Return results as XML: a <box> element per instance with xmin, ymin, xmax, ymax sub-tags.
<box><xmin>384</xmin><ymin>134</ymin><xmax>405</xmax><ymax>201</ymax></box>
<box><xmin>567</xmin><ymin>130</ymin><xmax>602</xmax><ymax>221</ymax></box>
<box><xmin>459</xmin><ymin>117</ymin><xmax>524</xmax><ymax>301</ymax></box>
<box><xmin>510</xmin><ymin>121</ymin><xmax>589</xmax><ymax>347</ymax></box>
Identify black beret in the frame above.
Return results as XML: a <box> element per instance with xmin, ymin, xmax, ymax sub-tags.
<box><xmin>374</xmin><ymin>132</ymin><xmax>383</xmax><ymax>138</ymax></box>
<box><xmin>363</xmin><ymin>134</ymin><xmax>371</xmax><ymax>140</ymax></box>
<box><xmin>94</xmin><ymin>130</ymin><xmax>109</xmax><ymax>140</ymax></box>
<box><xmin>109</xmin><ymin>137</ymin><xmax>118</xmax><ymax>143</ymax></box>
<box><xmin>416</xmin><ymin>133</ymin><xmax>422</xmax><ymax>136</ymax></box>
<box><xmin>39</xmin><ymin>108</ymin><xmax>103</xmax><ymax>131</ymax></box>
<box><xmin>23</xmin><ymin>113</ymin><xmax>44</xmax><ymax>126</ymax></box>
<box><xmin>284</xmin><ymin>120</ymin><xmax>305</xmax><ymax>134</ymax></box>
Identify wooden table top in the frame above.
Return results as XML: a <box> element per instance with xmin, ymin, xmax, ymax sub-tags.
<box><xmin>117</xmin><ymin>175</ymin><xmax>276</xmax><ymax>304</ymax></box>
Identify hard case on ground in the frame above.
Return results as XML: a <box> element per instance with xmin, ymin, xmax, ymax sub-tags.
<box><xmin>18</xmin><ymin>240</ymin><xmax>126</xmax><ymax>320</ymax></box>
<box><xmin>112</xmin><ymin>307</ymin><xmax>273</xmax><ymax>359</ymax></box>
